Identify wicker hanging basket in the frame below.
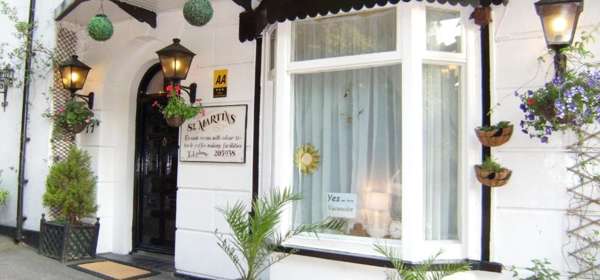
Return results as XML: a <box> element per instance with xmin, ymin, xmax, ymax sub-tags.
<box><xmin>475</xmin><ymin>125</ymin><xmax>513</xmax><ymax>147</ymax></box>
<box><xmin>475</xmin><ymin>165</ymin><xmax>512</xmax><ymax>187</ymax></box>
<box><xmin>67</xmin><ymin>123</ymin><xmax>88</xmax><ymax>134</ymax></box>
<box><xmin>166</xmin><ymin>116</ymin><xmax>185</xmax><ymax>128</ymax></box>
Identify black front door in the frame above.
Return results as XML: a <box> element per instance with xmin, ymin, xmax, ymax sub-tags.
<box><xmin>133</xmin><ymin>65</ymin><xmax>178</xmax><ymax>254</ymax></box>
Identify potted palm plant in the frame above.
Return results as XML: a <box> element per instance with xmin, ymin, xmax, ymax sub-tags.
<box><xmin>374</xmin><ymin>244</ymin><xmax>470</xmax><ymax>280</ymax></box>
<box><xmin>39</xmin><ymin>146</ymin><xmax>99</xmax><ymax>262</ymax></box>
<box><xmin>475</xmin><ymin>157</ymin><xmax>512</xmax><ymax>187</ymax></box>
<box><xmin>44</xmin><ymin>100</ymin><xmax>100</xmax><ymax>134</ymax></box>
<box><xmin>153</xmin><ymin>85</ymin><xmax>204</xmax><ymax>127</ymax></box>
<box><xmin>475</xmin><ymin>121</ymin><xmax>513</xmax><ymax>147</ymax></box>
<box><xmin>215</xmin><ymin>188</ymin><xmax>344</xmax><ymax>280</ymax></box>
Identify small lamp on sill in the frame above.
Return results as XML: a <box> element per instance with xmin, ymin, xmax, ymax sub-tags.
<box><xmin>156</xmin><ymin>38</ymin><xmax>198</xmax><ymax>103</ymax></box>
<box><xmin>59</xmin><ymin>55</ymin><xmax>94</xmax><ymax>109</ymax></box>
<box><xmin>535</xmin><ymin>0</ymin><xmax>584</xmax><ymax>78</ymax></box>
<box><xmin>0</xmin><ymin>65</ymin><xmax>14</xmax><ymax>112</ymax></box>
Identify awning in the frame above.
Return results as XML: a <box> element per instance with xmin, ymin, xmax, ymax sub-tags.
<box><xmin>235</xmin><ymin>0</ymin><xmax>508</xmax><ymax>42</ymax></box>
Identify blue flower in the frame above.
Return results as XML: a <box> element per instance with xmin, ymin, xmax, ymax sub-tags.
<box><xmin>528</xmin><ymin>114</ymin><xmax>535</xmax><ymax>120</ymax></box>
<box><xmin>527</xmin><ymin>90</ymin><xmax>534</xmax><ymax>97</ymax></box>
<box><xmin>520</xmin><ymin>120</ymin><xmax>525</xmax><ymax>128</ymax></box>
<box><xmin>541</xmin><ymin>136</ymin><xmax>549</xmax><ymax>143</ymax></box>
<box><xmin>545</xmin><ymin>127</ymin><xmax>552</xmax><ymax>135</ymax></box>
<box><xmin>520</xmin><ymin>103</ymin><xmax>527</xmax><ymax>112</ymax></box>
<box><xmin>552</xmin><ymin>76</ymin><xmax>564</xmax><ymax>86</ymax></box>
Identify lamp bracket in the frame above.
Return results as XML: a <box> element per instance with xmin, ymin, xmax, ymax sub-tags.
<box><xmin>178</xmin><ymin>83</ymin><xmax>198</xmax><ymax>104</ymax></box>
<box><xmin>72</xmin><ymin>92</ymin><xmax>95</xmax><ymax>110</ymax></box>
<box><xmin>0</xmin><ymin>68</ymin><xmax>14</xmax><ymax>112</ymax></box>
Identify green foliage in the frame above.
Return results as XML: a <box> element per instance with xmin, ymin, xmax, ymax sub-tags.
<box><xmin>0</xmin><ymin>188</ymin><xmax>8</xmax><ymax>207</ymax></box>
<box><xmin>43</xmin><ymin>100</ymin><xmax>100</xmax><ymax>130</ymax></box>
<box><xmin>155</xmin><ymin>90</ymin><xmax>203</xmax><ymax>120</ymax></box>
<box><xmin>43</xmin><ymin>146</ymin><xmax>97</xmax><ymax>224</ymax></box>
<box><xmin>183</xmin><ymin>0</ymin><xmax>214</xmax><ymax>27</ymax></box>
<box><xmin>479</xmin><ymin>121</ymin><xmax>512</xmax><ymax>132</ymax></box>
<box><xmin>215</xmin><ymin>188</ymin><xmax>345</xmax><ymax>280</ymax></box>
<box><xmin>374</xmin><ymin>244</ymin><xmax>470</xmax><ymax>280</ymax></box>
<box><xmin>481</xmin><ymin>157</ymin><xmax>504</xmax><ymax>173</ymax></box>
<box><xmin>509</xmin><ymin>259</ymin><xmax>560</xmax><ymax>280</ymax></box>
<box><xmin>0</xmin><ymin>0</ymin><xmax>55</xmax><ymax>86</ymax></box>
<box><xmin>87</xmin><ymin>14</ymin><xmax>114</xmax><ymax>41</ymax></box>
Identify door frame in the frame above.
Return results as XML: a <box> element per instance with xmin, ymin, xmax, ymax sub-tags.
<box><xmin>132</xmin><ymin>63</ymin><xmax>176</xmax><ymax>255</ymax></box>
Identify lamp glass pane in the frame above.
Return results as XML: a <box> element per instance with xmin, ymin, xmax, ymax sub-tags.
<box><xmin>159</xmin><ymin>55</ymin><xmax>177</xmax><ymax>79</ymax></box>
<box><xmin>539</xmin><ymin>3</ymin><xmax>579</xmax><ymax>46</ymax></box>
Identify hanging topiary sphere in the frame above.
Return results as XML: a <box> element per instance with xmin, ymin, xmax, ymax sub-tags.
<box><xmin>183</xmin><ymin>0</ymin><xmax>214</xmax><ymax>27</ymax></box>
<box><xmin>87</xmin><ymin>14</ymin><xmax>114</xmax><ymax>41</ymax></box>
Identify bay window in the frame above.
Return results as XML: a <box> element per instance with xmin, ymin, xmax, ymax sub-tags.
<box><xmin>262</xmin><ymin>3</ymin><xmax>480</xmax><ymax>262</ymax></box>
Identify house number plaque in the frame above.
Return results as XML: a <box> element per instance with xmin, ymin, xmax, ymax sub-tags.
<box><xmin>180</xmin><ymin>104</ymin><xmax>248</xmax><ymax>163</ymax></box>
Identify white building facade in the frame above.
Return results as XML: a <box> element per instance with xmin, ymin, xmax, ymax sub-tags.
<box><xmin>0</xmin><ymin>0</ymin><xmax>598</xmax><ymax>279</ymax></box>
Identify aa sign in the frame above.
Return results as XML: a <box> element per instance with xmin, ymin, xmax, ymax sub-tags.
<box><xmin>213</xmin><ymin>69</ymin><xmax>228</xmax><ymax>98</ymax></box>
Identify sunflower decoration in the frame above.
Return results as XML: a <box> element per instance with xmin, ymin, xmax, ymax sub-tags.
<box><xmin>294</xmin><ymin>144</ymin><xmax>321</xmax><ymax>175</ymax></box>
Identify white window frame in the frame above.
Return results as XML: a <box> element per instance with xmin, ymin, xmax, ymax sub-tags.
<box><xmin>259</xmin><ymin>2</ymin><xmax>483</xmax><ymax>263</ymax></box>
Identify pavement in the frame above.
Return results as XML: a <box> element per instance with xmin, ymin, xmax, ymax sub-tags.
<box><xmin>0</xmin><ymin>235</ymin><xmax>177</xmax><ymax>280</ymax></box>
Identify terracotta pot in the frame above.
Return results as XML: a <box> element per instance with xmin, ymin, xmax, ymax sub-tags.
<box><xmin>475</xmin><ymin>125</ymin><xmax>513</xmax><ymax>147</ymax></box>
<box><xmin>166</xmin><ymin>116</ymin><xmax>185</xmax><ymax>128</ymax></box>
<box><xmin>67</xmin><ymin>123</ymin><xmax>88</xmax><ymax>134</ymax></box>
<box><xmin>474</xmin><ymin>165</ymin><xmax>512</xmax><ymax>187</ymax></box>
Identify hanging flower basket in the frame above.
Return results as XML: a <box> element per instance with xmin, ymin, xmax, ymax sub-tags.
<box><xmin>475</xmin><ymin>158</ymin><xmax>512</xmax><ymax>187</ymax></box>
<box><xmin>43</xmin><ymin>100</ymin><xmax>100</xmax><ymax>135</ymax></box>
<box><xmin>475</xmin><ymin>121</ymin><xmax>513</xmax><ymax>147</ymax></box>
<box><xmin>67</xmin><ymin>122</ymin><xmax>89</xmax><ymax>134</ymax></box>
<box><xmin>166</xmin><ymin>116</ymin><xmax>185</xmax><ymax>128</ymax></box>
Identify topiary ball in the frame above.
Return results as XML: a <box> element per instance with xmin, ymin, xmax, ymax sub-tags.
<box><xmin>87</xmin><ymin>14</ymin><xmax>113</xmax><ymax>41</ymax></box>
<box><xmin>183</xmin><ymin>0</ymin><xmax>213</xmax><ymax>27</ymax></box>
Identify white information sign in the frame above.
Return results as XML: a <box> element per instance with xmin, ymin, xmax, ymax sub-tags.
<box><xmin>327</xmin><ymin>193</ymin><xmax>357</xmax><ymax>219</ymax></box>
<box><xmin>180</xmin><ymin>105</ymin><xmax>248</xmax><ymax>163</ymax></box>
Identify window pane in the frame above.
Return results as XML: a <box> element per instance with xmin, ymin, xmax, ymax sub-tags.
<box><xmin>426</xmin><ymin>9</ymin><xmax>462</xmax><ymax>53</ymax></box>
<box><xmin>292</xmin><ymin>65</ymin><xmax>402</xmax><ymax>240</ymax></box>
<box><xmin>292</xmin><ymin>9</ymin><xmax>396</xmax><ymax>61</ymax></box>
<box><xmin>423</xmin><ymin>64</ymin><xmax>460</xmax><ymax>240</ymax></box>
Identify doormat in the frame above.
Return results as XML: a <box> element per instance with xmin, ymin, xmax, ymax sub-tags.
<box><xmin>70</xmin><ymin>260</ymin><xmax>160</xmax><ymax>280</ymax></box>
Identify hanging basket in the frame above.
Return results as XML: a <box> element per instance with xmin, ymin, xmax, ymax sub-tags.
<box><xmin>183</xmin><ymin>0</ymin><xmax>214</xmax><ymax>27</ymax></box>
<box><xmin>166</xmin><ymin>116</ymin><xmax>185</xmax><ymax>128</ymax></box>
<box><xmin>67</xmin><ymin>123</ymin><xmax>88</xmax><ymax>134</ymax></box>
<box><xmin>475</xmin><ymin>125</ymin><xmax>513</xmax><ymax>147</ymax></box>
<box><xmin>474</xmin><ymin>165</ymin><xmax>512</xmax><ymax>187</ymax></box>
<box><xmin>88</xmin><ymin>14</ymin><xmax>114</xmax><ymax>41</ymax></box>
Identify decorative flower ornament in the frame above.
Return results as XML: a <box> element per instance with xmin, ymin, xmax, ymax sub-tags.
<box><xmin>294</xmin><ymin>144</ymin><xmax>321</xmax><ymax>175</ymax></box>
<box><xmin>87</xmin><ymin>14</ymin><xmax>114</xmax><ymax>41</ymax></box>
<box><xmin>183</xmin><ymin>0</ymin><xmax>214</xmax><ymax>27</ymax></box>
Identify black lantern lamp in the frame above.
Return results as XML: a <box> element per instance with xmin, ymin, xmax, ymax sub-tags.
<box><xmin>535</xmin><ymin>0</ymin><xmax>584</xmax><ymax>78</ymax></box>
<box><xmin>0</xmin><ymin>65</ymin><xmax>14</xmax><ymax>112</ymax></box>
<box><xmin>156</xmin><ymin>39</ymin><xmax>197</xmax><ymax>103</ymax></box>
<box><xmin>60</xmin><ymin>55</ymin><xmax>94</xmax><ymax>109</ymax></box>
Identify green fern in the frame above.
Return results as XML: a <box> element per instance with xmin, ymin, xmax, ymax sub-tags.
<box><xmin>374</xmin><ymin>244</ymin><xmax>469</xmax><ymax>280</ymax></box>
<box><xmin>215</xmin><ymin>188</ymin><xmax>345</xmax><ymax>280</ymax></box>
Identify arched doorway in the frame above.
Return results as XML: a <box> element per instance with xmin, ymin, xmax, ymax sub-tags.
<box><xmin>132</xmin><ymin>64</ymin><xmax>178</xmax><ymax>255</ymax></box>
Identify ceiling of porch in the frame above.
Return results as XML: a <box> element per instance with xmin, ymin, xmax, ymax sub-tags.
<box><xmin>56</xmin><ymin>0</ymin><xmax>186</xmax><ymax>27</ymax></box>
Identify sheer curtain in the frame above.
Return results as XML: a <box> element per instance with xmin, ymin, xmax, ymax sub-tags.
<box><xmin>292</xmin><ymin>65</ymin><xmax>402</xmax><ymax>237</ymax></box>
<box><xmin>424</xmin><ymin>64</ymin><xmax>460</xmax><ymax>240</ymax></box>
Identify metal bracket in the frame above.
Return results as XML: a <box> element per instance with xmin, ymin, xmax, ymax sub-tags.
<box><xmin>180</xmin><ymin>83</ymin><xmax>197</xmax><ymax>104</ymax></box>
<box><xmin>73</xmin><ymin>92</ymin><xmax>94</xmax><ymax>109</ymax></box>
<box><xmin>0</xmin><ymin>66</ymin><xmax>14</xmax><ymax>112</ymax></box>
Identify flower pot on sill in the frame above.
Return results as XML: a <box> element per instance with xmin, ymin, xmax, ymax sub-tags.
<box><xmin>166</xmin><ymin>116</ymin><xmax>185</xmax><ymax>128</ymax></box>
<box><xmin>475</xmin><ymin>125</ymin><xmax>513</xmax><ymax>147</ymax></box>
<box><xmin>67</xmin><ymin>122</ymin><xmax>88</xmax><ymax>134</ymax></box>
<box><xmin>474</xmin><ymin>165</ymin><xmax>512</xmax><ymax>187</ymax></box>
<box><xmin>38</xmin><ymin>214</ymin><xmax>100</xmax><ymax>263</ymax></box>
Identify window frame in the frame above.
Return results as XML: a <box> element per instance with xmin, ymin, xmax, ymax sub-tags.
<box><xmin>259</xmin><ymin>2</ymin><xmax>483</xmax><ymax>263</ymax></box>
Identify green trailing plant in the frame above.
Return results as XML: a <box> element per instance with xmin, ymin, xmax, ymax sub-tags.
<box><xmin>480</xmin><ymin>157</ymin><xmax>504</xmax><ymax>173</ymax></box>
<box><xmin>43</xmin><ymin>99</ymin><xmax>100</xmax><ymax>132</ymax></box>
<box><xmin>478</xmin><ymin>121</ymin><xmax>511</xmax><ymax>132</ymax></box>
<box><xmin>374</xmin><ymin>244</ymin><xmax>470</xmax><ymax>280</ymax></box>
<box><xmin>153</xmin><ymin>85</ymin><xmax>204</xmax><ymax>120</ymax></box>
<box><xmin>508</xmin><ymin>259</ymin><xmax>560</xmax><ymax>280</ymax></box>
<box><xmin>215</xmin><ymin>188</ymin><xmax>345</xmax><ymax>280</ymax></box>
<box><xmin>0</xmin><ymin>189</ymin><xmax>7</xmax><ymax>207</ymax></box>
<box><xmin>43</xmin><ymin>146</ymin><xmax>97</xmax><ymax>224</ymax></box>
<box><xmin>0</xmin><ymin>0</ymin><xmax>55</xmax><ymax>86</ymax></box>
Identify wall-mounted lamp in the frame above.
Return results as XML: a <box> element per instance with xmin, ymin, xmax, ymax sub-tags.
<box><xmin>156</xmin><ymin>39</ymin><xmax>197</xmax><ymax>102</ymax></box>
<box><xmin>0</xmin><ymin>65</ymin><xmax>14</xmax><ymax>112</ymax></box>
<box><xmin>535</xmin><ymin>0</ymin><xmax>584</xmax><ymax>78</ymax></box>
<box><xmin>59</xmin><ymin>55</ymin><xmax>94</xmax><ymax>109</ymax></box>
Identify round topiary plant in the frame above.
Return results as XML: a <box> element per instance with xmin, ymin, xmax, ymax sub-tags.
<box><xmin>183</xmin><ymin>0</ymin><xmax>213</xmax><ymax>27</ymax></box>
<box><xmin>87</xmin><ymin>14</ymin><xmax>114</xmax><ymax>41</ymax></box>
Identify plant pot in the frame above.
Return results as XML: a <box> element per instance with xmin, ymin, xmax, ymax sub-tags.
<box><xmin>475</xmin><ymin>125</ymin><xmax>513</xmax><ymax>147</ymax></box>
<box><xmin>67</xmin><ymin>122</ymin><xmax>88</xmax><ymax>134</ymax></box>
<box><xmin>474</xmin><ymin>165</ymin><xmax>512</xmax><ymax>187</ymax></box>
<box><xmin>166</xmin><ymin>116</ymin><xmax>185</xmax><ymax>128</ymax></box>
<box><xmin>38</xmin><ymin>214</ymin><xmax>100</xmax><ymax>262</ymax></box>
